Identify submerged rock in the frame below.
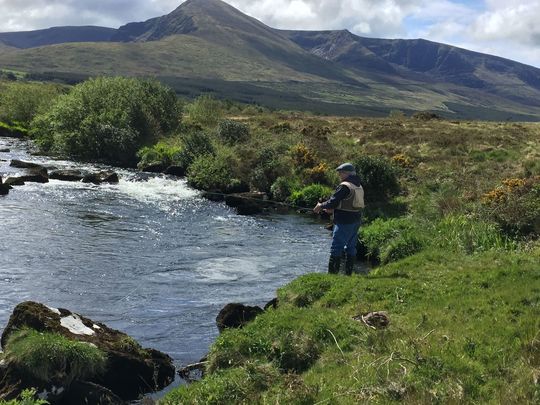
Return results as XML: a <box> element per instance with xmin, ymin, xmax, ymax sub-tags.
<box><xmin>82</xmin><ymin>171</ymin><xmax>119</xmax><ymax>185</ymax></box>
<box><xmin>0</xmin><ymin>302</ymin><xmax>175</xmax><ymax>403</ymax></box>
<box><xmin>225</xmin><ymin>192</ymin><xmax>270</xmax><ymax>215</ymax></box>
<box><xmin>216</xmin><ymin>303</ymin><xmax>263</xmax><ymax>333</ymax></box>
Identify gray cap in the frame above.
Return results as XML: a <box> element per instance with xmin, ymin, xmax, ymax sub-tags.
<box><xmin>336</xmin><ymin>162</ymin><xmax>355</xmax><ymax>172</ymax></box>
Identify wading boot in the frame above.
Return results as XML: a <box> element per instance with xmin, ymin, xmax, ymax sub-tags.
<box><xmin>328</xmin><ymin>255</ymin><xmax>341</xmax><ymax>274</ymax></box>
<box><xmin>345</xmin><ymin>254</ymin><xmax>355</xmax><ymax>276</ymax></box>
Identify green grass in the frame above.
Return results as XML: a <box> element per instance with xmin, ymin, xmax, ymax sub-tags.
<box><xmin>2</xmin><ymin>329</ymin><xmax>107</xmax><ymax>385</ymax></box>
<box><xmin>162</xmin><ymin>248</ymin><xmax>540</xmax><ymax>404</ymax></box>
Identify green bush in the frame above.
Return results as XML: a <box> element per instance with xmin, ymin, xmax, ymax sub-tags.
<box><xmin>482</xmin><ymin>179</ymin><xmax>540</xmax><ymax>238</ymax></box>
<box><xmin>353</xmin><ymin>155</ymin><xmax>400</xmax><ymax>203</ymax></box>
<box><xmin>3</xmin><ymin>329</ymin><xmax>106</xmax><ymax>385</ymax></box>
<box><xmin>187</xmin><ymin>150</ymin><xmax>241</xmax><ymax>192</ymax></box>
<box><xmin>185</xmin><ymin>94</ymin><xmax>223</xmax><ymax>127</ymax></box>
<box><xmin>31</xmin><ymin>77</ymin><xmax>179</xmax><ymax>166</ymax></box>
<box><xmin>136</xmin><ymin>141</ymin><xmax>182</xmax><ymax>168</ymax></box>
<box><xmin>249</xmin><ymin>147</ymin><xmax>289</xmax><ymax>193</ymax></box>
<box><xmin>289</xmin><ymin>184</ymin><xmax>333</xmax><ymax>208</ymax></box>
<box><xmin>0</xmin><ymin>82</ymin><xmax>63</xmax><ymax>126</ymax></box>
<box><xmin>217</xmin><ymin>119</ymin><xmax>250</xmax><ymax>144</ymax></box>
<box><xmin>175</xmin><ymin>131</ymin><xmax>215</xmax><ymax>170</ymax></box>
<box><xmin>270</xmin><ymin>176</ymin><xmax>301</xmax><ymax>202</ymax></box>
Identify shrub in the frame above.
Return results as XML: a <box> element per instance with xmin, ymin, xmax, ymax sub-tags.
<box><xmin>176</xmin><ymin>131</ymin><xmax>215</xmax><ymax>170</ymax></box>
<box><xmin>482</xmin><ymin>177</ymin><xmax>540</xmax><ymax>238</ymax></box>
<box><xmin>187</xmin><ymin>150</ymin><xmax>240</xmax><ymax>192</ymax></box>
<box><xmin>249</xmin><ymin>147</ymin><xmax>289</xmax><ymax>193</ymax></box>
<box><xmin>0</xmin><ymin>82</ymin><xmax>63</xmax><ymax>126</ymax></box>
<box><xmin>31</xmin><ymin>77</ymin><xmax>179</xmax><ymax>166</ymax></box>
<box><xmin>185</xmin><ymin>94</ymin><xmax>223</xmax><ymax>127</ymax></box>
<box><xmin>270</xmin><ymin>176</ymin><xmax>301</xmax><ymax>202</ymax></box>
<box><xmin>289</xmin><ymin>184</ymin><xmax>333</xmax><ymax>208</ymax></box>
<box><xmin>353</xmin><ymin>155</ymin><xmax>400</xmax><ymax>203</ymax></box>
<box><xmin>3</xmin><ymin>329</ymin><xmax>106</xmax><ymax>385</ymax></box>
<box><xmin>136</xmin><ymin>141</ymin><xmax>182</xmax><ymax>168</ymax></box>
<box><xmin>217</xmin><ymin>119</ymin><xmax>249</xmax><ymax>144</ymax></box>
<box><xmin>290</xmin><ymin>143</ymin><xmax>317</xmax><ymax>170</ymax></box>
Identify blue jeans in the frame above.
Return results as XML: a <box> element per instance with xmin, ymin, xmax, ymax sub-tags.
<box><xmin>331</xmin><ymin>222</ymin><xmax>361</xmax><ymax>257</ymax></box>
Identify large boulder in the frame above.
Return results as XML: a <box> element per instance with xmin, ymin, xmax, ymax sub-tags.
<box><xmin>216</xmin><ymin>303</ymin><xmax>263</xmax><ymax>333</ymax></box>
<box><xmin>0</xmin><ymin>302</ymin><xmax>175</xmax><ymax>403</ymax></box>
<box><xmin>82</xmin><ymin>171</ymin><xmax>119</xmax><ymax>185</ymax></box>
<box><xmin>224</xmin><ymin>192</ymin><xmax>270</xmax><ymax>215</ymax></box>
<box><xmin>49</xmin><ymin>170</ymin><xmax>85</xmax><ymax>182</ymax></box>
<box><xmin>4</xmin><ymin>171</ymin><xmax>49</xmax><ymax>185</ymax></box>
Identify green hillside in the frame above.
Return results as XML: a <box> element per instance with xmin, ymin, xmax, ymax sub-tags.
<box><xmin>1</xmin><ymin>0</ymin><xmax>540</xmax><ymax>119</ymax></box>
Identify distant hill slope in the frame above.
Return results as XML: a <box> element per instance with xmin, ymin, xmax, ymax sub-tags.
<box><xmin>0</xmin><ymin>26</ymin><xmax>116</xmax><ymax>48</ymax></box>
<box><xmin>1</xmin><ymin>0</ymin><xmax>540</xmax><ymax>120</ymax></box>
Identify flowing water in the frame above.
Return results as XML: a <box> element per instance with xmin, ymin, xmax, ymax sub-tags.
<box><xmin>0</xmin><ymin>137</ymin><xmax>332</xmax><ymax>397</ymax></box>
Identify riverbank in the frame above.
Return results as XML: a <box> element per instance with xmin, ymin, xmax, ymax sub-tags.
<box><xmin>162</xmin><ymin>247</ymin><xmax>540</xmax><ymax>404</ymax></box>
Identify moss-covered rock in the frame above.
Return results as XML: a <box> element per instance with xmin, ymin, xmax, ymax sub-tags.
<box><xmin>0</xmin><ymin>301</ymin><xmax>175</xmax><ymax>403</ymax></box>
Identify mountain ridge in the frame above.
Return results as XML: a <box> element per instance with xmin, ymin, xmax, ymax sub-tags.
<box><xmin>1</xmin><ymin>0</ymin><xmax>540</xmax><ymax>120</ymax></box>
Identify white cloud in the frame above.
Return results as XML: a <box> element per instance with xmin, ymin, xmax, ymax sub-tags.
<box><xmin>0</xmin><ymin>0</ymin><xmax>538</xmax><ymax>67</ymax></box>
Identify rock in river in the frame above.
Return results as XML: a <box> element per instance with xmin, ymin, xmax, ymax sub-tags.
<box><xmin>82</xmin><ymin>171</ymin><xmax>119</xmax><ymax>185</ymax></box>
<box><xmin>0</xmin><ymin>177</ymin><xmax>11</xmax><ymax>195</ymax></box>
<box><xmin>0</xmin><ymin>302</ymin><xmax>175</xmax><ymax>403</ymax></box>
<box><xmin>49</xmin><ymin>169</ymin><xmax>85</xmax><ymax>182</ymax></box>
<box><xmin>216</xmin><ymin>303</ymin><xmax>264</xmax><ymax>333</ymax></box>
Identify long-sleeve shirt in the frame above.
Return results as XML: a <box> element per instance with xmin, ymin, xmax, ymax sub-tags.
<box><xmin>320</xmin><ymin>174</ymin><xmax>362</xmax><ymax>224</ymax></box>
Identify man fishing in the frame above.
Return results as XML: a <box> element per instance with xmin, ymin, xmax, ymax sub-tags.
<box><xmin>313</xmin><ymin>163</ymin><xmax>364</xmax><ymax>275</ymax></box>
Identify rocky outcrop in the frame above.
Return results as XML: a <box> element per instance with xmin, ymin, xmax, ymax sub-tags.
<box><xmin>224</xmin><ymin>192</ymin><xmax>270</xmax><ymax>215</ymax></box>
<box><xmin>216</xmin><ymin>303</ymin><xmax>263</xmax><ymax>333</ymax></box>
<box><xmin>0</xmin><ymin>302</ymin><xmax>175</xmax><ymax>403</ymax></box>
<box><xmin>49</xmin><ymin>169</ymin><xmax>85</xmax><ymax>182</ymax></box>
<box><xmin>82</xmin><ymin>171</ymin><xmax>119</xmax><ymax>185</ymax></box>
<box><xmin>0</xmin><ymin>148</ymin><xmax>10</xmax><ymax>152</ymax></box>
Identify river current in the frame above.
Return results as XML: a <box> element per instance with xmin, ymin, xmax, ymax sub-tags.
<box><xmin>0</xmin><ymin>137</ymin><xmax>330</xmax><ymax>395</ymax></box>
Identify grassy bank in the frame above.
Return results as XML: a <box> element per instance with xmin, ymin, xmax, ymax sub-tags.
<box><xmin>163</xmin><ymin>248</ymin><xmax>540</xmax><ymax>404</ymax></box>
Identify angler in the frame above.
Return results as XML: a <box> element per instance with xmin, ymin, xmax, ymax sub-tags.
<box><xmin>313</xmin><ymin>162</ymin><xmax>364</xmax><ymax>275</ymax></box>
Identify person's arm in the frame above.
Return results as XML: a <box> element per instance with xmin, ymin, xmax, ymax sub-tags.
<box><xmin>313</xmin><ymin>184</ymin><xmax>349</xmax><ymax>213</ymax></box>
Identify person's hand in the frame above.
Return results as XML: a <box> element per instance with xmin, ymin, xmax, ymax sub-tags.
<box><xmin>313</xmin><ymin>202</ymin><xmax>323</xmax><ymax>214</ymax></box>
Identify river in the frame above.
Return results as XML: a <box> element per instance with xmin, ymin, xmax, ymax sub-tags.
<box><xmin>0</xmin><ymin>136</ymin><xmax>331</xmax><ymax>397</ymax></box>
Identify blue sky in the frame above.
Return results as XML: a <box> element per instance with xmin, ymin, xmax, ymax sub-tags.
<box><xmin>0</xmin><ymin>0</ymin><xmax>539</xmax><ymax>68</ymax></box>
